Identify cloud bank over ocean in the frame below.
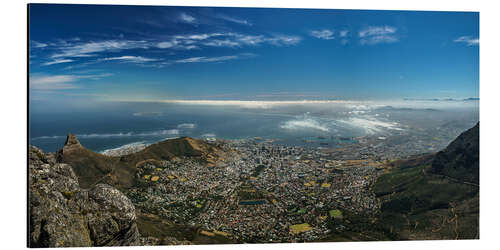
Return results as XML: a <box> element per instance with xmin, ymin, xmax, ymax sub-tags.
<box><xmin>156</xmin><ymin>99</ymin><xmax>360</xmax><ymax>109</ymax></box>
<box><xmin>177</xmin><ymin>123</ymin><xmax>196</xmax><ymax>129</ymax></box>
<box><xmin>280</xmin><ymin>117</ymin><xmax>330</xmax><ymax>132</ymax></box>
<box><xmin>30</xmin><ymin>99</ymin><xmax>478</xmax><ymax>154</ymax></box>
<box><xmin>338</xmin><ymin>117</ymin><xmax>404</xmax><ymax>134</ymax></box>
<box><xmin>32</xmin><ymin>129</ymin><xmax>181</xmax><ymax>140</ymax></box>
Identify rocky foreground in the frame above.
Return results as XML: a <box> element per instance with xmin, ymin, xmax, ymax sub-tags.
<box><xmin>28</xmin><ymin>146</ymin><xmax>140</xmax><ymax>247</ymax></box>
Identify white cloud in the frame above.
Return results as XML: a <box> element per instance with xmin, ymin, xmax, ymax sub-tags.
<box><xmin>101</xmin><ymin>56</ymin><xmax>158</xmax><ymax>63</ymax></box>
<box><xmin>156</xmin><ymin>41</ymin><xmax>176</xmax><ymax>49</ymax></box>
<box><xmin>453</xmin><ymin>36</ymin><xmax>479</xmax><ymax>46</ymax></box>
<box><xmin>358</xmin><ymin>26</ymin><xmax>399</xmax><ymax>45</ymax></box>
<box><xmin>216</xmin><ymin>14</ymin><xmax>252</xmax><ymax>26</ymax></box>
<box><xmin>310</xmin><ymin>29</ymin><xmax>335</xmax><ymax>40</ymax></box>
<box><xmin>338</xmin><ymin>117</ymin><xmax>403</xmax><ymax>134</ymax></box>
<box><xmin>174</xmin><ymin>33</ymin><xmax>220</xmax><ymax>40</ymax></box>
<box><xmin>31</xmin><ymin>40</ymin><xmax>48</xmax><ymax>48</ymax></box>
<box><xmin>156</xmin><ymin>34</ymin><xmax>225</xmax><ymax>50</ymax></box>
<box><xmin>179</xmin><ymin>12</ymin><xmax>196</xmax><ymax>24</ymax></box>
<box><xmin>155</xmin><ymin>99</ymin><xmax>357</xmax><ymax>109</ymax></box>
<box><xmin>339</xmin><ymin>30</ymin><xmax>349</xmax><ymax>37</ymax></box>
<box><xmin>235</xmin><ymin>34</ymin><xmax>264</xmax><ymax>45</ymax></box>
<box><xmin>360</xmin><ymin>35</ymin><xmax>399</xmax><ymax>45</ymax></box>
<box><xmin>42</xmin><ymin>58</ymin><xmax>74</xmax><ymax>66</ymax></box>
<box><xmin>267</xmin><ymin>35</ymin><xmax>302</xmax><ymax>46</ymax></box>
<box><xmin>41</xmin><ymin>32</ymin><xmax>299</xmax><ymax>66</ymax></box>
<box><xmin>29</xmin><ymin>75</ymin><xmax>79</xmax><ymax>90</ymax></box>
<box><xmin>359</xmin><ymin>26</ymin><xmax>396</xmax><ymax>37</ymax></box>
<box><xmin>29</xmin><ymin>73</ymin><xmax>112</xmax><ymax>90</ymax></box>
<box><xmin>35</xmin><ymin>32</ymin><xmax>301</xmax><ymax>67</ymax></box>
<box><xmin>173</xmin><ymin>53</ymin><xmax>256</xmax><ymax>64</ymax></box>
<box><xmin>177</xmin><ymin>123</ymin><xmax>196</xmax><ymax>129</ymax></box>
<box><xmin>202</xmin><ymin>39</ymin><xmax>241</xmax><ymax>47</ymax></box>
<box><xmin>175</xmin><ymin>55</ymin><xmax>239</xmax><ymax>64</ymax></box>
<box><xmin>156</xmin><ymin>32</ymin><xmax>301</xmax><ymax>50</ymax></box>
<box><xmin>281</xmin><ymin>118</ymin><xmax>330</xmax><ymax>132</ymax></box>
<box><xmin>52</xmin><ymin>40</ymin><xmax>150</xmax><ymax>58</ymax></box>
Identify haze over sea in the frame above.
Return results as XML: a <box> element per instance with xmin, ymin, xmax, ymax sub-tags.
<box><xmin>29</xmin><ymin>99</ymin><xmax>479</xmax><ymax>153</ymax></box>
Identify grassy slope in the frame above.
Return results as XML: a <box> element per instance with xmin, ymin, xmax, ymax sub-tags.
<box><xmin>373</xmin><ymin>163</ymin><xmax>479</xmax><ymax>240</ymax></box>
<box><xmin>57</xmin><ymin>136</ymin><xmax>218</xmax><ymax>189</ymax></box>
<box><xmin>371</xmin><ymin>123</ymin><xmax>479</xmax><ymax>240</ymax></box>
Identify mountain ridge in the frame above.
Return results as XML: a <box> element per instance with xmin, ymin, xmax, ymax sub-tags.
<box><xmin>55</xmin><ymin>134</ymin><xmax>222</xmax><ymax>189</ymax></box>
<box><xmin>372</xmin><ymin>122</ymin><xmax>479</xmax><ymax>240</ymax></box>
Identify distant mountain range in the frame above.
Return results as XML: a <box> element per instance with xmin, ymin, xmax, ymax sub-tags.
<box><xmin>403</xmin><ymin>97</ymin><xmax>479</xmax><ymax>101</ymax></box>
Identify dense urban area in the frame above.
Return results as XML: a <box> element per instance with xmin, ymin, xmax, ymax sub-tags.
<box><xmin>125</xmin><ymin>125</ymin><xmax>467</xmax><ymax>243</ymax></box>
<box><xmin>29</xmin><ymin>121</ymin><xmax>480</xmax><ymax>247</ymax></box>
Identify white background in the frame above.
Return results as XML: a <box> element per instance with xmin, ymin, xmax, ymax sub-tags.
<box><xmin>0</xmin><ymin>0</ymin><xmax>498</xmax><ymax>249</ymax></box>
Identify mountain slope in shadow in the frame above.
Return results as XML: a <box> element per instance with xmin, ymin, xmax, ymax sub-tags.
<box><xmin>372</xmin><ymin>122</ymin><xmax>479</xmax><ymax>240</ymax></box>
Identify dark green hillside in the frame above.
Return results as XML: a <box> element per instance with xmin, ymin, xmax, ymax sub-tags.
<box><xmin>431</xmin><ymin>122</ymin><xmax>479</xmax><ymax>184</ymax></box>
<box><xmin>372</xmin><ymin>122</ymin><xmax>479</xmax><ymax>240</ymax></box>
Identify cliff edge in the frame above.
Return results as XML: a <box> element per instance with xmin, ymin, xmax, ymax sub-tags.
<box><xmin>28</xmin><ymin>146</ymin><xmax>140</xmax><ymax>247</ymax></box>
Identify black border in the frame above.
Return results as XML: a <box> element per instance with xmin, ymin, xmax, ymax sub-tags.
<box><xmin>27</xmin><ymin>3</ymin><xmax>30</xmax><ymax>248</ymax></box>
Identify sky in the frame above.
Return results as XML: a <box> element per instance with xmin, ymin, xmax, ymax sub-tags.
<box><xmin>29</xmin><ymin>4</ymin><xmax>479</xmax><ymax>105</ymax></box>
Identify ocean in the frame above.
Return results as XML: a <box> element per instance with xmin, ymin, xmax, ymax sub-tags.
<box><xmin>29</xmin><ymin>100</ymin><xmax>479</xmax><ymax>153</ymax></box>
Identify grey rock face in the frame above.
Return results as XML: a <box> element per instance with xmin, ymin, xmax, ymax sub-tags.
<box><xmin>29</xmin><ymin>146</ymin><xmax>140</xmax><ymax>247</ymax></box>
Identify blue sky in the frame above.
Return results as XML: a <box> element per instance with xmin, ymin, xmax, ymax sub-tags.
<box><xmin>29</xmin><ymin>4</ymin><xmax>479</xmax><ymax>103</ymax></box>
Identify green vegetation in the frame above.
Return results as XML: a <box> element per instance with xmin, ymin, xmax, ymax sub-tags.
<box><xmin>251</xmin><ymin>164</ymin><xmax>266</xmax><ymax>177</ymax></box>
<box><xmin>297</xmin><ymin>208</ymin><xmax>307</xmax><ymax>214</ymax></box>
<box><xmin>290</xmin><ymin>223</ymin><xmax>312</xmax><ymax>234</ymax></box>
<box><xmin>329</xmin><ymin>209</ymin><xmax>343</xmax><ymax>219</ymax></box>
<box><xmin>373</xmin><ymin>165</ymin><xmax>426</xmax><ymax>197</ymax></box>
<box><xmin>372</xmin><ymin>161</ymin><xmax>479</xmax><ymax>240</ymax></box>
<box><xmin>61</xmin><ymin>190</ymin><xmax>75</xmax><ymax>200</ymax></box>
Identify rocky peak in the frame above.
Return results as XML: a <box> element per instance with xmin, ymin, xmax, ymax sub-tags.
<box><xmin>57</xmin><ymin>133</ymin><xmax>84</xmax><ymax>161</ymax></box>
<box><xmin>29</xmin><ymin>146</ymin><xmax>140</xmax><ymax>247</ymax></box>
<box><xmin>65</xmin><ymin>133</ymin><xmax>82</xmax><ymax>147</ymax></box>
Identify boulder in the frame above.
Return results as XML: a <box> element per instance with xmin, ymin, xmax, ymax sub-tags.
<box><xmin>29</xmin><ymin>146</ymin><xmax>140</xmax><ymax>247</ymax></box>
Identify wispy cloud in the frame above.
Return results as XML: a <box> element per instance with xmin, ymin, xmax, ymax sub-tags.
<box><xmin>51</xmin><ymin>40</ymin><xmax>150</xmax><ymax>58</ymax></box>
<box><xmin>310</xmin><ymin>29</ymin><xmax>335</xmax><ymax>40</ymax></box>
<box><xmin>29</xmin><ymin>73</ymin><xmax>112</xmax><ymax>90</ymax></box>
<box><xmin>42</xmin><ymin>58</ymin><xmax>74</xmax><ymax>66</ymax></box>
<box><xmin>453</xmin><ymin>36</ymin><xmax>479</xmax><ymax>46</ymax></box>
<box><xmin>179</xmin><ymin>12</ymin><xmax>197</xmax><ymax>24</ymax></box>
<box><xmin>266</xmin><ymin>34</ymin><xmax>302</xmax><ymax>46</ymax></box>
<box><xmin>30</xmin><ymin>40</ymin><xmax>48</xmax><ymax>48</ymax></box>
<box><xmin>173</xmin><ymin>53</ymin><xmax>256</xmax><ymax>64</ymax></box>
<box><xmin>157</xmin><ymin>32</ymin><xmax>302</xmax><ymax>49</ymax></box>
<box><xmin>175</xmin><ymin>55</ymin><xmax>239</xmax><ymax>64</ymax></box>
<box><xmin>154</xmin><ymin>99</ymin><xmax>357</xmax><ymax>109</ymax></box>
<box><xmin>216</xmin><ymin>14</ymin><xmax>252</xmax><ymax>26</ymax></box>
<box><xmin>101</xmin><ymin>55</ymin><xmax>159</xmax><ymax>63</ymax></box>
<box><xmin>359</xmin><ymin>26</ymin><xmax>399</xmax><ymax>45</ymax></box>
<box><xmin>29</xmin><ymin>75</ymin><xmax>79</xmax><ymax>90</ymax></box>
<box><xmin>202</xmin><ymin>39</ymin><xmax>241</xmax><ymax>47</ymax></box>
<box><xmin>339</xmin><ymin>30</ymin><xmax>349</xmax><ymax>37</ymax></box>
<box><xmin>33</xmin><ymin>32</ymin><xmax>300</xmax><ymax>68</ymax></box>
